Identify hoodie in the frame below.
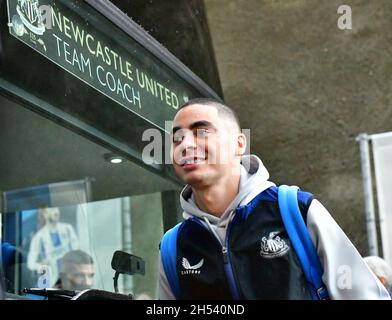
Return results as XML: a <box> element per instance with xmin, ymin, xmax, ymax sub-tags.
<box><xmin>159</xmin><ymin>155</ymin><xmax>390</xmax><ymax>300</ymax></box>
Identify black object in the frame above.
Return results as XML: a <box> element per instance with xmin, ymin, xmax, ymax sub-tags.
<box><xmin>71</xmin><ymin>289</ymin><xmax>133</xmax><ymax>300</ymax></box>
<box><xmin>111</xmin><ymin>251</ymin><xmax>145</xmax><ymax>276</ymax></box>
<box><xmin>22</xmin><ymin>288</ymin><xmax>77</xmax><ymax>300</ymax></box>
<box><xmin>22</xmin><ymin>288</ymin><xmax>133</xmax><ymax>300</ymax></box>
<box><xmin>111</xmin><ymin>251</ymin><xmax>145</xmax><ymax>293</ymax></box>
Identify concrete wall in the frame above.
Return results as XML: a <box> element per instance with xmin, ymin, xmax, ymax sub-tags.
<box><xmin>204</xmin><ymin>0</ymin><xmax>392</xmax><ymax>254</ymax></box>
<box><xmin>111</xmin><ymin>0</ymin><xmax>223</xmax><ymax>96</ymax></box>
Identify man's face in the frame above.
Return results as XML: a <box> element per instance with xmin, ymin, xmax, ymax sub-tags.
<box><xmin>43</xmin><ymin>208</ymin><xmax>60</xmax><ymax>224</ymax></box>
<box><xmin>171</xmin><ymin>104</ymin><xmax>242</xmax><ymax>187</ymax></box>
<box><xmin>61</xmin><ymin>264</ymin><xmax>95</xmax><ymax>291</ymax></box>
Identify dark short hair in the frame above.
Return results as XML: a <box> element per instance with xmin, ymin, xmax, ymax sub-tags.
<box><xmin>179</xmin><ymin>98</ymin><xmax>241</xmax><ymax>132</ymax></box>
<box><xmin>61</xmin><ymin>250</ymin><xmax>94</xmax><ymax>266</ymax></box>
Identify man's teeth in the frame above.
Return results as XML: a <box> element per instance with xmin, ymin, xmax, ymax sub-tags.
<box><xmin>184</xmin><ymin>159</ymin><xmax>204</xmax><ymax>165</ymax></box>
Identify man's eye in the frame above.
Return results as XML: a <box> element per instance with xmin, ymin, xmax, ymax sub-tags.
<box><xmin>172</xmin><ymin>133</ymin><xmax>184</xmax><ymax>143</ymax></box>
<box><xmin>196</xmin><ymin>129</ymin><xmax>209</xmax><ymax>137</ymax></box>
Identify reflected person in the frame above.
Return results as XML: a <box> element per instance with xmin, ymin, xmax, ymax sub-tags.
<box><xmin>27</xmin><ymin>206</ymin><xmax>79</xmax><ymax>286</ymax></box>
<box><xmin>54</xmin><ymin>250</ymin><xmax>95</xmax><ymax>291</ymax></box>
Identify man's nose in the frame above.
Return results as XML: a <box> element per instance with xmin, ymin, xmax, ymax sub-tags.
<box><xmin>180</xmin><ymin>132</ymin><xmax>197</xmax><ymax>152</ymax></box>
<box><xmin>82</xmin><ymin>275</ymin><xmax>94</xmax><ymax>286</ymax></box>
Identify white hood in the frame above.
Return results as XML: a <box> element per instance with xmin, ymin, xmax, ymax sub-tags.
<box><xmin>180</xmin><ymin>155</ymin><xmax>275</xmax><ymax>229</ymax></box>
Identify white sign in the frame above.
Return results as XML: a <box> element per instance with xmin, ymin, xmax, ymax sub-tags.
<box><xmin>372</xmin><ymin>132</ymin><xmax>392</xmax><ymax>266</ymax></box>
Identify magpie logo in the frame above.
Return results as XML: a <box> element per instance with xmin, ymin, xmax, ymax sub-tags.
<box><xmin>16</xmin><ymin>0</ymin><xmax>46</xmax><ymax>35</ymax></box>
<box><xmin>260</xmin><ymin>231</ymin><xmax>289</xmax><ymax>258</ymax></box>
<box><xmin>181</xmin><ymin>257</ymin><xmax>204</xmax><ymax>275</ymax></box>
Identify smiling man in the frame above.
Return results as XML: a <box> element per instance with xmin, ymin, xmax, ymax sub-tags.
<box><xmin>159</xmin><ymin>98</ymin><xmax>390</xmax><ymax>300</ymax></box>
<box><xmin>170</xmin><ymin>100</ymin><xmax>245</xmax><ymax>216</ymax></box>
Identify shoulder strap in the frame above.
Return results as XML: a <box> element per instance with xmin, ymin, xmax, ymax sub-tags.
<box><xmin>160</xmin><ymin>222</ymin><xmax>182</xmax><ymax>299</ymax></box>
<box><xmin>278</xmin><ymin>185</ymin><xmax>329</xmax><ymax>300</ymax></box>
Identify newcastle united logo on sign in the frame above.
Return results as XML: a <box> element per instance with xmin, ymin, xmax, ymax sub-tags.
<box><xmin>16</xmin><ymin>0</ymin><xmax>46</xmax><ymax>35</ymax></box>
<box><xmin>9</xmin><ymin>0</ymin><xmax>48</xmax><ymax>51</ymax></box>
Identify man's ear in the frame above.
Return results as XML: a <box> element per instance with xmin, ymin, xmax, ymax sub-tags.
<box><xmin>379</xmin><ymin>276</ymin><xmax>388</xmax><ymax>287</ymax></box>
<box><xmin>236</xmin><ymin>133</ymin><xmax>247</xmax><ymax>156</ymax></box>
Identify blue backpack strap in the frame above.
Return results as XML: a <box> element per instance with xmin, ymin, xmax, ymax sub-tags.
<box><xmin>160</xmin><ymin>222</ymin><xmax>182</xmax><ymax>299</ymax></box>
<box><xmin>278</xmin><ymin>185</ymin><xmax>329</xmax><ymax>300</ymax></box>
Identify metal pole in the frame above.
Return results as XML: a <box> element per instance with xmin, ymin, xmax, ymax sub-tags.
<box><xmin>121</xmin><ymin>197</ymin><xmax>133</xmax><ymax>294</ymax></box>
<box><xmin>356</xmin><ymin>133</ymin><xmax>379</xmax><ymax>255</ymax></box>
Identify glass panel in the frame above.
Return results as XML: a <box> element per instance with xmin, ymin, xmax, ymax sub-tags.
<box><xmin>0</xmin><ymin>95</ymin><xmax>181</xmax><ymax>299</ymax></box>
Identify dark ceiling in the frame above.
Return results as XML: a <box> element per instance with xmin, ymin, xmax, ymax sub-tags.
<box><xmin>0</xmin><ymin>96</ymin><xmax>180</xmax><ymax>204</ymax></box>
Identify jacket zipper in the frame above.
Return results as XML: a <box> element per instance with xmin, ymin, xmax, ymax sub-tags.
<box><xmin>223</xmin><ymin>220</ymin><xmax>241</xmax><ymax>299</ymax></box>
<box><xmin>192</xmin><ymin>216</ymin><xmax>241</xmax><ymax>299</ymax></box>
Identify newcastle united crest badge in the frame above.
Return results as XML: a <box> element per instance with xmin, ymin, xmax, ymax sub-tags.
<box><xmin>260</xmin><ymin>231</ymin><xmax>290</xmax><ymax>258</ymax></box>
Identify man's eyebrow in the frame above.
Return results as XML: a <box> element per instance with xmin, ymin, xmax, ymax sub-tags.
<box><xmin>172</xmin><ymin>121</ymin><xmax>216</xmax><ymax>135</ymax></box>
<box><xmin>189</xmin><ymin>121</ymin><xmax>216</xmax><ymax>131</ymax></box>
